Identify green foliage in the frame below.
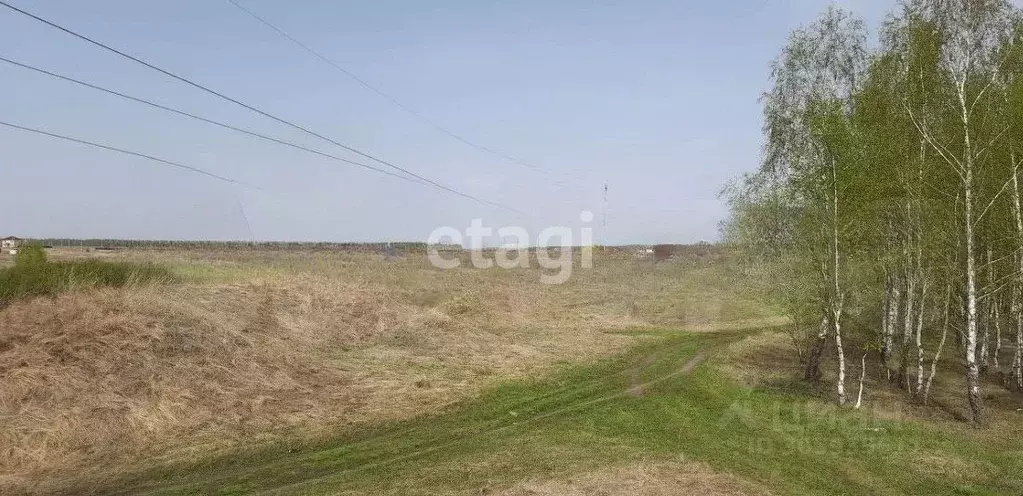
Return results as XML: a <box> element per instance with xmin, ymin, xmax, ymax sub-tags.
<box><xmin>725</xmin><ymin>0</ymin><xmax>1023</xmax><ymax>420</ymax></box>
<box><xmin>0</xmin><ymin>259</ymin><xmax>175</xmax><ymax>307</ymax></box>
<box><xmin>14</xmin><ymin>243</ymin><xmax>47</xmax><ymax>267</ymax></box>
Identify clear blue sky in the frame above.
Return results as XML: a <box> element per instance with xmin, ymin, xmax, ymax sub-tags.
<box><xmin>0</xmin><ymin>0</ymin><xmax>894</xmax><ymax>243</ymax></box>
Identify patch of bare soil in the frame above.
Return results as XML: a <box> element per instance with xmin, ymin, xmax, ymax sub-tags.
<box><xmin>496</xmin><ymin>459</ymin><xmax>772</xmax><ymax>496</ymax></box>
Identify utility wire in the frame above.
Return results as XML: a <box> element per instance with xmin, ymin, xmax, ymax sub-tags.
<box><xmin>226</xmin><ymin>0</ymin><xmax>549</xmax><ymax>175</ymax></box>
<box><xmin>0</xmin><ymin>120</ymin><xmax>256</xmax><ymax>187</ymax></box>
<box><xmin>0</xmin><ymin>55</ymin><xmax>431</xmax><ymax>187</ymax></box>
<box><xmin>226</xmin><ymin>1</ymin><xmax>601</xmax><ymax>203</ymax></box>
<box><xmin>0</xmin><ymin>0</ymin><xmax>525</xmax><ymax>215</ymax></box>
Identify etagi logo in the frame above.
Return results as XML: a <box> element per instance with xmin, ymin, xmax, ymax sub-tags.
<box><xmin>427</xmin><ymin>211</ymin><xmax>595</xmax><ymax>284</ymax></box>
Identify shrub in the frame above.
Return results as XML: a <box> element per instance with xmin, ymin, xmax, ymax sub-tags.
<box><xmin>14</xmin><ymin>243</ymin><xmax>47</xmax><ymax>267</ymax></box>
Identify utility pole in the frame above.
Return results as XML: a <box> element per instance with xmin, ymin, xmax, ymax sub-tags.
<box><xmin>601</xmin><ymin>182</ymin><xmax>609</xmax><ymax>251</ymax></box>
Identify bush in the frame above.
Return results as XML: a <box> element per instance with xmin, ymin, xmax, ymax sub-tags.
<box><xmin>0</xmin><ymin>259</ymin><xmax>175</xmax><ymax>308</ymax></box>
<box><xmin>15</xmin><ymin>243</ymin><xmax>47</xmax><ymax>267</ymax></box>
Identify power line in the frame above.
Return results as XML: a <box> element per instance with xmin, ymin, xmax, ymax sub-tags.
<box><xmin>226</xmin><ymin>0</ymin><xmax>549</xmax><ymax>175</ymax></box>
<box><xmin>0</xmin><ymin>120</ymin><xmax>255</xmax><ymax>187</ymax></box>
<box><xmin>0</xmin><ymin>55</ymin><xmax>431</xmax><ymax>188</ymax></box>
<box><xmin>225</xmin><ymin>1</ymin><xmax>603</xmax><ymax>205</ymax></box>
<box><xmin>0</xmin><ymin>0</ymin><xmax>526</xmax><ymax>216</ymax></box>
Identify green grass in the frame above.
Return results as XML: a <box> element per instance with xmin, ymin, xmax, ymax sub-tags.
<box><xmin>84</xmin><ymin>327</ymin><xmax>1023</xmax><ymax>496</ymax></box>
<box><xmin>0</xmin><ymin>259</ymin><xmax>175</xmax><ymax>307</ymax></box>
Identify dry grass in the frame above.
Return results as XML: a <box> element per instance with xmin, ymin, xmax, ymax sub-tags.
<box><xmin>0</xmin><ymin>249</ymin><xmax>768</xmax><ymax>493</ymax></box>
<box><xmin>496</xmin><ymin>458</ymin><xmax>772</xmax><ymax>496</ymax></box>
<box><xmin>1</xmin><ymin>284</ymin><xmax>357</xmax><ymax>489</ymax></box>
<box><xmin>717</xmin><ymin>330</ymin><xmax>801</xmax><ymax>388</ymax></box>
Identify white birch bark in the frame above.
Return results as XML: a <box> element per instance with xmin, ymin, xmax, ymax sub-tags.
<box><xmin>993</xmin><ymin>295</ymin><xmax>1002</xmax><ymax>371</ymax></box>
<box><xmin>882</xmin><ymin>270</ymin><xmax>892</xmax><ymax>376</ymax></box>
<box><xmin>980</xmin><ymin>247</ymin><xmax>993</xmax><ymax>370</ymax></box>
<box><xmin>905</xmin><ymin>0</ymin><xmax>1012</xmax><ymax>424</ymax></box>
<box><xmin>855</xmin><ymin>351</ymin><xmax>867</xmax><ymax>409</ymax></box>
<box><xmin>1012</xmin><ymin>163</ymin><xmax>1023</xmax><ymax>389</ymax></box>
<box><xmin>832</xmin><ymin>161</ymin><xmax>846</xmax><ymax>405</ymax></box>
<box><xmin>1015</xmin><ymin>306</ymin><xmax>1023</xmax><ymax>390</ymax></box>
<box><xmin>963</xmin><ymin>120</ymin><xmax>984</xmax><ymax>423</ymax></box>
<box><xmin>887</xmin><ymin>277</ymin><xmax>902</xmax><ymax>382</ymax></box>
<box><xmin>835</xmin><ymin>300</ymin><xmax>847</xmax><ymax>405</ymax></box>
<box><xmin>915</xmin><ymin>280</ymin><xmax>928</xmax><ymax>397</ymax></box>
<box><xmin>901</xmin><ymin>265</ymin><xmax>916</xmax><ymax>391</ymax></box>
<box><xmin>924</xmin><ymin>285</ymin><xmax>952</xmax><ymax>404</ymax></box>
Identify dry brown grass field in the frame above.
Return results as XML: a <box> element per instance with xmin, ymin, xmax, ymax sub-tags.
<box><xmin>0</xmin><ymin>246</ymin><xmax>772</xmax><ymax>493</ymax></box>
<box><xmin>4</xmin><ymin>247</ymin><xmax>1020</xmax><ymax>495</ymax></box>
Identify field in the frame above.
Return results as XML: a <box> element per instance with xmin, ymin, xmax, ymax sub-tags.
<box><xmin>0</xmin><ymin>247</ymin><xmax>1020</xmax><ymax>495</ymax></box>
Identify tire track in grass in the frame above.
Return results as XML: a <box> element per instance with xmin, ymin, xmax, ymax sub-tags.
<box><xmin>109</xmin><ymin>325</ymin><xmax>769</xmax><ymax>495</ymax></box>
<box><xmin>255</xmin><ymin>352</ymin><xmax>710</xmax><ymax>495</ymax></box>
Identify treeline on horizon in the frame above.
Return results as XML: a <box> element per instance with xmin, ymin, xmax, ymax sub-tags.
<box><xmin>723</xmin><ymin>0</ymin><xmax>1023</xmax><ymax>424</ymax></box>
<box><xmin>29</xmin><ymin>239</ymin><xmax>432</xmax><ymax>251</ymax></box>
<box><xmin>23</xmin><ymin>239</ymin><xmax>718</xmax><ymax>252</ymax></box>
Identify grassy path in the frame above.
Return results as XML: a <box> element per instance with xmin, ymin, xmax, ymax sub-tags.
<box><xmin>86</xmin><ymin>326</ymin><xmax>1023</xmax><ymax>495</ymax></box>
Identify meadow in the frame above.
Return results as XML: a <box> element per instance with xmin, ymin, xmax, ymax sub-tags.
<box><xmin>0</xmin><ymin>246</ymin><xmax>1019</xmax><ymax>495</ymax></box>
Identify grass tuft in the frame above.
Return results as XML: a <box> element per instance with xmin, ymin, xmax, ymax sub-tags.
<box><xmin>0</xmin><ymin>258</ymin><xmax>175</xmax><ymax>307</ymax></box>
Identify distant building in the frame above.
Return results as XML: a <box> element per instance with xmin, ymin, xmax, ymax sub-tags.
<box><xmin>634</xmin><ymin>247</ymin><xmax>654</xmax><ymax>258</ymax></box>
<box><xmin>2</xmin><ymin>236</ymin><xmax>22</xmax><ymax>255</ymax></box>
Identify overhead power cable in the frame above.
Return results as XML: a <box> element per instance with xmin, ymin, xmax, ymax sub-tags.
<box><xmin>0</xmin><ymin>55</ymin><xmax>430</xmax><ymax>187</ymax></box>
<box><xmin>226</xmin><ymin>0</ymin><xmax>548</xmax><ymax>175</ymax></box>
<box><xmin>0</xmin><ymin>120</ymin><xmax>256</xmax><ymax>187</ymax></box>
<box><xmin>0</xmin><ymin>0</ymin><xmax>526</xmax><ymax>215</ymax></box>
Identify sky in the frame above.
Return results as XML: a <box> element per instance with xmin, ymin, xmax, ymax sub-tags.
<box><xmin>0</xmin><ymin>0</ymin><xmax>897</xmax><ymax>244</ymax></box>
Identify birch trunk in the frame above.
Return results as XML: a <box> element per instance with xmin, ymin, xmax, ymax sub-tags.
<box><xmin>1014</xmin><ymin>271</ymin><xmax>1023</xmax><ymax>391</ymax></box>
<box><xmin>962</xmin><ymin>108</ymin><xmax>984</xmax><ymax>424</ymax></box>
<box><xmin>882</xmin><ymin>271</ymin><xmax>893</xmax><ymax>377</ymax></box>
<box><xmin>1012</xmin><ymin>167</ymin><xmax>1023</xmax><ymax>390</ymax></box>
<box><xmin>900</xmin><ymin>270</ymin><xmax>916</xmax><ymax>391</ymax></box>
<box><xmin>832</xmin><ymin>161</ymin><xmax>846</xmax><ymax>406</ymax></box>
<box><xmin>855</xmin><ymin>351</ymin><xmax>867</xmax><ymax>409</ymax></box>
<box><xmin>924</xmin><ymin>285</ymin><xmax>952</xmax><ymax>404</ymax></box>
<box><xmin>915</xmin><ymin>281</ymin><xmax>928</xmax><ymax>397</ymax></box>
<box><xmin>1012</xmin><ymin>274</ymin><xmax>1023</xmax><ymax>390</ymax></box>
<box><xmin>1015</xmin><ymin>309</ymin><xmax>1023</xmax><ymax>391</ymax></box>
<box><xmin>835</xmin><ymin>303</ymin><xmax>847</xmax><ymax>405</ymax></box>
<box><xmin>993</xmin><ymin>296</ymin><xmax>1002</xmax><ymax>371</ymax></box>
<box><xmin>886</xmin><ymin>277</ymin><xmax>901</xmax><ymax>381</ymax></box>
<box><xmin>980</xmin><ymin>247</ymin><xmax>993</xmax><ymax>372</ymax></box>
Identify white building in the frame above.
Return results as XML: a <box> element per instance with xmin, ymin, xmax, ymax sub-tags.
<box><xmin>1</xmin><ymin>236</ymin><xmax>22</xmax><ymax>249</ymax></box>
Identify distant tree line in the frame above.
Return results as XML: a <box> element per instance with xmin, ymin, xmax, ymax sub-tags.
<box><xmin>723</xmin><ymin>0</ymin><xmax>1023</xmax><ymax>424</ymax></box>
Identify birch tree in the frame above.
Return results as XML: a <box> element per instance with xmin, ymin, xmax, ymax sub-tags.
<box><xmin>896</xmin><ymin>0</ymin><xmax>1014</xmax><ymax>423</ymax></box>
<box><xmin>760</xmin><ymin>8</ymin><xmax>868</xmax><ymax>404</ymax></box>
<box><xmin>723</xmin><ymin>0</ymin><xmax>1023</xmax><ymax>420</ymax></box>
